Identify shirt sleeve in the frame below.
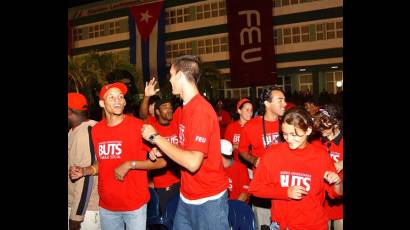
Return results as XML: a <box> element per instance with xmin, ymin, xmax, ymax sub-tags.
<box><xmin>184</xmin><ymin>108</ymin><xmax>213</xmax><ymax>156</ymax></box>
<box><xmin>322</xmin><ymin>151</ymin><xmax>342</xmax><ymax>199</ymax></box>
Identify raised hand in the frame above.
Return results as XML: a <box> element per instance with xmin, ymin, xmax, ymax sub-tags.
<box><xmin>145</xmin><ymin>77</ymin><xmax>160</xmax><ymax>97</ymax></box>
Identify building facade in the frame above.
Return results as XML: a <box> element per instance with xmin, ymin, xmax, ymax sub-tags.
<box><xmin>68</xmin><ymin>0</ymin><xmax>343</xmax><ymax>100</ymax></box>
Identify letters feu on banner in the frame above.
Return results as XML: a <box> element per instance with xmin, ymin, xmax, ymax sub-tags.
<box><xmin>226</xmin><ymin>0</ymin><xmax>276</xmax><ymax>87</ymax></box>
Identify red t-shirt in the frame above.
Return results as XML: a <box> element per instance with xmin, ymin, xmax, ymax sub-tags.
<box><xmin>249</xmin><ymin>143</ymin><xmax>340</xmax><ymax>230</ymax></box>
<box><xmin>224</xmin><ymin>160</ymin><xmax>250</xmax><ymax>200</ymax></box>
<box><xmin>218</xmin><ymin>109</ymin><xmax>232</xmax><ymax>137</ymax></box>
<box><xmin>178</xmin><ymin>94</ymin><xmax>229</xmax><ymax>200</ymax></box>
<box><xmin>224</xmin><ymin>121</ymin><xmax>243</xmax><ymax>161</ymax></box>
<box><xmin>312</xmin><ymin>135</ymin><xmax>344</xmax><ymax>220</ymax></box>
<box><xmin>238</xmin><ymin>116</ymin><xmax>281</xmax><ymax>159</ymax></box>
<box><xmin>146</xmin><ymin>115</ymin><xmax>156</xmax><ymax>124</ymax></box>
<box><xmin>148</xmin><ymin>117</ymin><xmax>180</xmax><ymax>188</ymax></box>
<box><xmin>92</xmin><ymin>115</ymin><xmax>150</xmax><ymax>211</ymax></box>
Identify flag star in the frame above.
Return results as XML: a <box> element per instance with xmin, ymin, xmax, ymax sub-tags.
<box><xmin>140</xmin><ymin>10</ymin><xmax>152</xmax><ymax>23</ymax></box>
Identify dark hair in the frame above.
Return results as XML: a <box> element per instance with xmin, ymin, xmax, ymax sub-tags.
<box><xmin>281</xmin><ymin>106</ymin><xmax>313</xmax><ymax>133</ymax></box>
<box><xmin>313</xmin><ymin>103</ymin><xmax>342</xmax><ymax>132</ymax></box>
<box><xmin>154</xmin><ymin>98</ymin><xmax>172</xmax><ymax>113</ymax></box>
<box><xmin>258</xmin><ymin>86</ymin><xmax>285</xmax><ymax>114</ymax></box>
<box><xmin>172</xmin><ymin>55</ymin><xmax>202</xmax><ymax>84</ymax></box>
<box><xmin>303</xmin><ymin>96</ymin><xmax>319</xmax><ymax>105</ymax></box>
<box><xmin>149</xmin><ymin>95</ymin><xmax>161</xmax><ymax>106</ymax></box>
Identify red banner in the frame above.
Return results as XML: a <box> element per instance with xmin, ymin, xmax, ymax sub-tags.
<box><xmin>226</xmin><ymin>0</ymin><xmax>276</xmax><ymax>87</ymax></box>
<box><xmin>130</xmin><ymin>1</ymin><xmax>164</xmax><ymax>42</ymax></box>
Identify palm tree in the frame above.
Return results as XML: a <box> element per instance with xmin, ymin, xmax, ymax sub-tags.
<box><xmin>198</xmin><ymin>61</ymin><xmax>223</xmax><ymax>101</ymax></box>
<box><xmin>68</xmin><ymin>50</ymin><xmax>142</xmax><ymax>119</ymax></box>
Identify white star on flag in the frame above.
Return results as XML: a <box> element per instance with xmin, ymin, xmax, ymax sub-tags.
<box><xmin>140</xmin><ymin>10</ymin><xmax>152</xmax><ymax>23</ymax></box>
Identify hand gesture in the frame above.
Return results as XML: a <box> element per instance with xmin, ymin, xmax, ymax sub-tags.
<box><xmin>287</xmin><ymin>186</ymin><xmax>308</xmax><ymax>200</ymax></box>
<box><xmin>324</xmin><ymin>171</ymin><xmax>341</xmax><ymax>185</ymax></box>
<box><xmin>145</xmin><ymin>77</ymin><xmax>160</xmax><ymax>97</ymax></box>
<box><xmin>334</xmin><ymin>160</ymin><xmax>343</xmax><ymax>173</ymax></box>
<box><xmin>114</xmin><ymin>162</ymin><xmax>131</xmax><ymax>181</ymax></box>
<box><xmin>69</xmin><ymin>166</ymin><xmax>84</xmax><ymax>180</ymax></box>
<box><xmin>148</xmin><ymin>147</ymin><xmax>163</xmax><ymax>161</ymax></box>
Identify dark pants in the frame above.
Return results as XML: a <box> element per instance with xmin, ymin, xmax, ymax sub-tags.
<box><xmin>155</xmin><ymin>182</ymin><xmax>180</xmax><ymax>214</ymax></box>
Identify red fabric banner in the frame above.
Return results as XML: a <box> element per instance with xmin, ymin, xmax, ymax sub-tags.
<box><xmin>130</xmin><ymin>0</ymin><xmax>164</xmax><ymax>42</ymax></box>
<box><xmin>226</xmin><ymin>0</ymin><xmax>276</xmax><ymax>87</ymax></box>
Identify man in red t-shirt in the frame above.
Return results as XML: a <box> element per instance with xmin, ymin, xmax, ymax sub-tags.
<box><xmin>221</xmin><ymin>139</ymin><xmax>250</xmax><ymax>202</ymax></box>
<box><xmin>215</xmin><ymin>99</ymin><xmax>232</xmax><ymax>137</ymax></box>
<box><xmin>238</xmin><ymin>86</ymin><xmax>287</xmax><ymax>229</ymax></box>
<box><xmin>141</xmin><ymin>55</ymin><xmax>229</xmax><ymax>230</ymax></box>
<box><xmin>69</xmin><ymin>82</ymin><xmax>166</xmax><ymax>230</ymax></box>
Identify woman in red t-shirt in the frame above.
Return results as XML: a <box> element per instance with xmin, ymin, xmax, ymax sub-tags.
<box><xmin>249</xmin><ymin>107</ymin><xmax>342</xmax><ymax>230</ymax></box>
<box><xmin>313</xmin><ymin>104</ymin><xmax>343</xmax><ymax>230</ymax></box>
<box><xmin>224</xmin><ymin>98</ymin><xmax>253</xmax><ymax>163</ymax></box>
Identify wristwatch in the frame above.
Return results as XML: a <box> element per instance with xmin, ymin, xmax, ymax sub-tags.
<box><xmin>130</xmin><ymin>161</ymin><xmax>136</xmax><ymax>169</ymax></box>
<box><xmin>148</xmin><ymin>133</ymin><xmax>159</xmax><ymax>144</ymax></box>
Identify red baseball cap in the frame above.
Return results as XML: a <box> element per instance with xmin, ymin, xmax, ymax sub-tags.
<box><xmin>99</xmin><ymin>82</ymin><xmax>128</xmax><ymax>99</ymax></box>
<box><xmin>237</xmin><ymin>98</ymin><xmax>251</xmax><ymax>111</ymax></box>
<box><xmin>68</xmin><ymin>92</ymin><xmax>88</xmax><ymax>111</ymax></box>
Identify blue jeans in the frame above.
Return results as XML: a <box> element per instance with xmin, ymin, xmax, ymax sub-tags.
<box><xmin>99</xmin><ymin>204</ymin><xmax>147</xmax><ymax>230</ymax></box>
<box><xmin>270</xmin><ymin>221</ymin><xmax>289</xmax><ymax>230</ymax></box>
<box><xmin>173</xmin><ymin>191</ymin><xmax>229</xmax><ymax>230</ymax></box>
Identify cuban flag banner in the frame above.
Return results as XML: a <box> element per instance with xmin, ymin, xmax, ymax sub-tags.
<box><xmin>129</xmin><ymin>0</ymin><xmax>166</xmax><ymax>86</ymax></box>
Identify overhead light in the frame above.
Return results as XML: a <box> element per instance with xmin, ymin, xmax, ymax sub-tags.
<box><xmin>336</xmin><ymin>81</ymin><xmax>343</xmax><ymax>87</ymax></box>
<box><xmin>331</xmin><ymin>66</ymin><xmax>338</xmax><ymax>69</ymax></box>
<box><xmin>299</xmin><ymin>68</ymin><xmax>306</xmax><ymax>72</ymax></box>
<box><xmin>203</xmin><ymin>92</ymin><xmax>207</xmax><ymax>96</ymax></box>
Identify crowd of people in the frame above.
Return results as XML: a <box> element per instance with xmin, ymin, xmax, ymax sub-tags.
<box><xmin>68</xmin><ymin>54</ymin><xmax>343</xmax><ymax>230</ymax></box>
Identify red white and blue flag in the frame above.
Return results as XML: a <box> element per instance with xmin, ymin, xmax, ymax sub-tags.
<box><xmin>129</xmin><ymin>0</ymin><xmax>166</xmax><ymax>86</ymax></box>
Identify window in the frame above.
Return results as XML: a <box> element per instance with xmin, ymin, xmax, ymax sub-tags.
<box><xmin>89</xmin><ymin>26</ymin><xmax>94</xmax><ymax>38</ymax></box>
<box><xmin>301</xmin><ymin>25</ymin><xmax>310</xmax><ymax>42</ymax></box>
<box><xmin>166</xmin><ymin>41</ymin><xmax>194</xmax><ymax>58</ymax></box>
<box><xmin>299</xmin><ymin>74</ymin><xmax>313</xmax><ymax>93</ymax></box>
<box><xmin>276</xmin><ymin>76</ymin><xmax>284</xmax><ymax>88</ymax></box>
<box><xmin>219</xmin><ymin>1</ymin><xmax>226</xmax><ymax>15</ymax></box>
<box><xmin>73</xmin><ymin>28</ymin><xmax>83</xmax><ymax>41</ymax></box>
<box><xmin>326</xmin><ymin>22</ymin><xmax>335</xmax><ymax>39</ymax></box>
<box><xmin>282</xmin><ymin>0</ymin><xmax>290</xmax><ymax>6</ymax></box>
<box><xmin>292</xmin><ymin>27</ymin><xmax>300</xmax><ymax>43</ymax></box>
<box><xmin>283</xmin><ymin>28</ymin><xmax>292</xmax><ymax>44</ymax></box>
<box><xmin>284</xmin><ymin>75</ymin><xmax>292</xmax><ymax>93</ymax></box>
<box><xmin>325</xmin><ymin>71</ymin><xmax>343</xmax><ymax>94</ymax></box>
<box><xmin>336</xmin><ymin>20</ymin><xmax>343</xmax><ymax>38</ymax></box>
<box><xmin>196</xmin><ymin>5</ymin><xmax>203</xmax><ymax>20</ymax></box>
<box><xmin>316</xmin><ymin>23</ymin><xmax>325</xmax><ymax>40</ymax></box>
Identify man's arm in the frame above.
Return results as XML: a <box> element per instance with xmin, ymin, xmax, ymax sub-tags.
<box><xmin>239</xmin><ymin>151</ymin><xmax>258</xmax><ymax>167</ymax></box>
<box><xmin>114</xmin><ymin>158</ymin><xmax>167</xmax><ymax>181</ymax></box>
<box><xmin>152</xmin><ymin>135</ymin><xmax>204</xmax><ymax>173</ymax></box>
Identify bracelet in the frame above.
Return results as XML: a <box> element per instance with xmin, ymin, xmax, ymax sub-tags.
<box><xmin>90</xmin><ymin>165</ymin><xmax>97</xmax><ymax>176</ymax></box>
